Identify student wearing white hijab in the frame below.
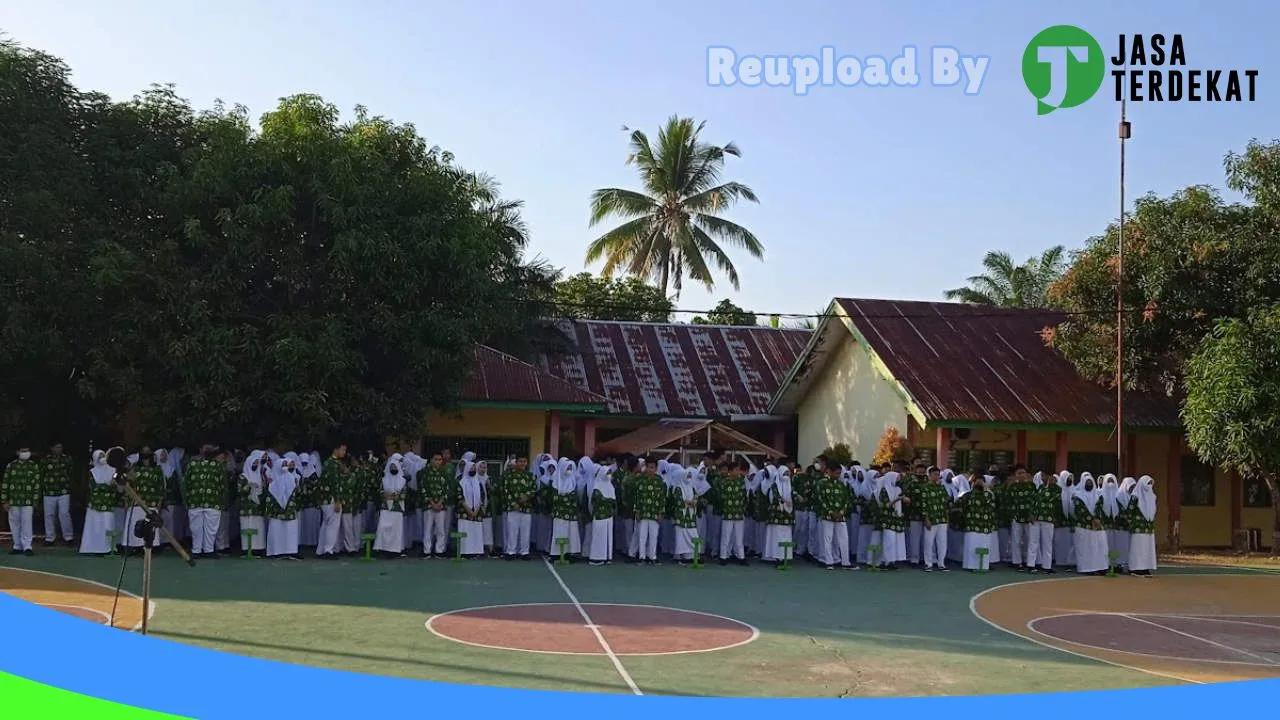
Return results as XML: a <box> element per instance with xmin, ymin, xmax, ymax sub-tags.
<box><xmin>548</xmin><ymin>458</ymin><xmax>582</xmax><ymax>558</ymax></box>
<box><xmin>265</xmin><ymin>453</ymin><xmax>302</xmax><ymax>559</ymax></box>
<box><xmin>531</xmin><ymin>452</ymin><xmax>553</xmax><ymax>552</ymax></box>
<box><xmin>857</xmin><ymin>469</ymin><xmax>879</xmax><ymax>565</ymax></box>
<box><xmin>122</xmin><ymin>448</ymin><xmax>166</xmax><ymax>551</ymax></box>
<box><xmin>743</xmin><ymin>464</ymin><xmax>761</xmax><ymax>556</ymax></box>
<box><xmin>80</xmin><ymin>450</ymin><xmax>119</xmax><ymax>555</ymax></box>
<box><xmin>1053</xmin><ymin>471</ymin><xmax>1076</xmax><ymax>568</ymax></box>
<box><xmin>844</xmin><ymin>463</ymin><xmax>864</xmax><ymax>561</ymax></box>
<box><xmin>1113</xmin><ymin>476</ymin><xmax>1135</xmax><ymax>570</ymax></box>
<box><xmin>237</xmin><ymin>450</ymin><xmax>270</xmax><ymax>556</ymax></box>
<box><xmin>761</xmin><ymin>465</ymin><xmax>795</xmax><ymax>563</ymax></box>
<box><xmin>959</xmin><ymin>470</ymin><xmax>998</xmax><ymax>571</ymax></box>
<box><xmin>476</xmin><ymin>460</ymin><xmax>496</xmax><ymax>556</ymax></box>
<box><xmin>456</xmin><ymin>459</ymin><xmax>487</xmax><ymax>557</ymax></box>
<box><xmin>1100</xmin><ymin>474</ymin><xmax>1127</xmax><ymax>571</ymax></box>
<box><xmin>874</xmin><ymin>471</ymin><xmax>908</xmax><ymax>567</ymax></box>
<box><xmin>670</xmin><ymin>465</ymin><xmax>703</xmax><ymax>563</ymax></box>
<box><xmin>942</xmin><ymin>470</ymin><xmax>965</xmax><ymax>563</ymax></box>
<box><xmin>1026</xmin><ymin>470</ymin><xmax>1060</xmax><ymax>573</ymax></box>
<box><xmin>1127</xmin><ymin>475</ymin><xmax>1158</xmax><ymax>576</ymax></box>
<box><xmin>401</xmin><ymin>452</ymin><xmax>426</xmax><ymax>553</ymax></box>
<box><xmin>587</xmin><ymin>465</ymin><xmax>617</xmax><ymax>565</ymax></box>
<box><xmin>157</xmin><ymin>448</ymin><xmax>187</xmax><ymax>545</ymax></box>
<box><xmin>297</xmin><ymin>453</ymin><xmax>322</xmax><ymax>548</ymax></box>
<box><xmin>373</xmin><ymin>453</ymin><xmax>408</xmax><ymax>557</ymax></box>
<box><xmin>1071</xmin><ymin>472</ymin><xmax>1109</xmax><ymax>574</ymax></box>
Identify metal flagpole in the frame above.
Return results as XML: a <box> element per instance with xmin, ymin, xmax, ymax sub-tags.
<box><xmin>1117</xmin><ymin>92</ymin><xmax>1132</xmax><ymax>477</ymax></box>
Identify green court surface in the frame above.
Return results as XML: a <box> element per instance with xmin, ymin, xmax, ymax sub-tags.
<box><xmin>2</xmin><ymin>549</ymin><xmax>1273</xmax><ymax>698</ymax></box>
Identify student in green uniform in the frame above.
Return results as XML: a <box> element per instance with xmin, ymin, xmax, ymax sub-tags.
<box><xmin>1072</xmin><ymin>473</ymin><xmax>1109</xmax><ymax>575</ymax></box>
<box><xmin>1027</xmin><ymin>470</ymin><xmax>1060</xmax><ymax>573</ymax></box>
<box><xmin>123</xmin><ymin>449</ymin><xmax>166</xmax><ymax>555</ymax></box>
<box><xmin>501</xmin><ymin>455</ymin><xmax>536</xmax><ymax>559</ymax></box>
<box><xmin>716</xmin><ymin>459</ymin><xmax>749</xmax><ymax>565</ymax></box>
<box><xmin>917</xmin><ymin>466</ymin><xmax>952</xmax><ymax>572</ymax></box>
<box><xmin>904</xmin><ymin>462</ymin><xmax>927</xmax><ymax>565</ymax></box>
<box><xmin>265</xmin><ymin>452</ymin><xmax>303</xmax><ymax>559</ymax></box>
<box><xmin>814</xmin><ymin>461</ymin><xmax>854</xmax><ymax>569</ymax></box>
<box><xmin>587</xmin><ymin>464</ymin><xmax>617</xmax><ymax>565</ymax></box>
<box><xmin>3</xmin><ymin>447</ymin><xmax>41</xmax><ymax>555</ymax></box>
<box><xmin>1005</xmin><ymin>464</ymin><xmax>1037</xmax><ymax>572</ymax></box>
<box><xmin>81</xmin><ymin>450</ymin><xmax>119</xmax><ymax>555</ymax></box>
<box><xmin>40</xmin><ymin>442</ymin><xmax>75</xmax><ymax>546</ymax></box>
<box><xmin>316</xmin><ymin>445</ymin><xmax>348</xmax><ymax>559</ymax></box>
<box><xmin>419</xmin><ymin>453</ymin><xmax>452</xmax><ymax>558</ymax></box>
<box><xmin>1127</xmin><ymin>475</ymin><xmax>1158</xmax><ymax>576</ymax></box>
<box><xmin>186</xmin><ymin>445</ymin><xmax>227</xmax><ymax>558</ymax></box>
<box><xmin>791</xmin><ymin>460</ymin><xmax>815</xmax><ymax>561</ymax></box>
<box><xmin>960</xmin><ymin>469</ymin><xmax>997</xmax><ymax>571</ymax></box>
<box><xmin>236</xmin><ymin>449</ymin><xmax>269</xmax><ymax>557</ymax></box>
<box><xmin>630</xmin><ymin>458</ymin><xmax>665</xmax><ymax>565</ymax></box>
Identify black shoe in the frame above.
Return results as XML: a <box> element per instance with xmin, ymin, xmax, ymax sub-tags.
<box><xmin>23</xmin><ymin>549</ymin><xmax>33</xmax><ymax>556</ymax></box>
<box><xmin>719</xmin><ymin>559</ymin><xmax>728</xmax><ymax>566</ymax></box>
<box><xmin>43</xmin><ymin>539</ymin><xmax>55</xmax><ymax>547</ymax></box>
<box><xmin>737</xmin><ymin>558</ymin><xmax>749</xmax><ymax>566</ymax></box>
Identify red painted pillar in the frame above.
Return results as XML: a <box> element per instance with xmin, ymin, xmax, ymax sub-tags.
<box><xmin>583</xmin><ymin>418</ymin><xmax>597</xmax><ymax>457</ymax></box>
<box><xmin>1054</xmin><ymin>431</ymin><xmax>1069</xmax><ymax>473</ymax></box>
<box><xmin>1125</xmin><ymin>433</ymin><xmax>1138</xmax><ymax>477</ymax></box>
<box><xmin>1167</xmin><ymin>433</ymin><xmax>1182</xmax><ymax>547</ymax></box>
<box><xmin>548</xmin><ymin>411</ymin><xmax>561</xmax><ymax>458</ymax></box>
<box><xmin>935</xmin><ymin>427</ymin><xmax>950</xmax><ymax>469</ymax></box>
<box><xmin>1015</xmin><ymin>430</ymin><xmax>1028</xmax><ymax>465</ymax></box>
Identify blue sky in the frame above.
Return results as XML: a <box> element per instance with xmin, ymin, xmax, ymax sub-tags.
<box><xmin>4</xmin><ymin>1</ymin><xmax>1274</xmax><ymax>320</ymax></box>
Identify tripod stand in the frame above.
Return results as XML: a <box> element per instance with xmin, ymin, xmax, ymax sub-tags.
<box><xmin>106</xmin><ymin>447</ymin><xmax>195</xmax><ymax>635</ymax></box>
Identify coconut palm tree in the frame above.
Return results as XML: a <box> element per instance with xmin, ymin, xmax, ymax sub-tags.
<box><xmin>586</xmin><ymin>116</ymin><xmax>763</xmax><ymax>298</ymax></box>
<box><xmin>943</xmin><ymin>246</ymin><xmax>1067</xmax><ymax>308</ymax></box>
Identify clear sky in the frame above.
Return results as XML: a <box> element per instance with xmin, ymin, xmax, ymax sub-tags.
<box><xmin>4</xmin><ymin>1</ymin><xmax>1274</xmax><ymax>320</ymax></box>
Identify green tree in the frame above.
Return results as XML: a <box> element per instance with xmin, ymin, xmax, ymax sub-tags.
<box><xmin>0</xmin><ymin>38</ymin><xmax>547</xmax><ymax>448</ymax></box>
<box><xmin>585</xmin><ymin>115</ymin><xmax>764</xmax><ymax>298</ymax></box>
<box><xmin>692</xmin><ymin>299</ymin><xmax>756</xmax><ymax>326</ymax></box>
<box><xmin>944</xmin><ymin>246</ymin><xmax>1067</xmax><ymax>307</ymax></box>
<box><xmin>552</xmin><ymin>272</ymin><xmax>673</xmax><ymax>322</ymax></box>
<box><xmin>1182</xmin><ymin>305</ymin><xmax>1280</xmax><ymax>554</ymax></box>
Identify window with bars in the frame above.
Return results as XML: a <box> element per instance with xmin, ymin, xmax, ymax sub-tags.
<box><xmin>1244</xmin><ymin>476</ymin><xmax>1273</xmax><ymax>508</ymax></box>
<box><xmin>422</xmin><ymin>436</ymin><xmax>532</xmax><ymax>467</ymax></box>
<box><xmin>1180</xmin><ymin>455</ymin><xmax>1216</xmax><ymax>507</ymax></box>
<box><xmin>1067</xmin><ymin>452</ymin><xmax>1118</xmax><ymax>478</ymax></box>
<box><xmin>952</xmin><ymin>450</ymin><xmax>996</xmax><ymax>474</ymax></box>
<box><xmin>1027</xmin><ymin>451</ymin><xmax>1056</xmax><ymax>475</ymax></box>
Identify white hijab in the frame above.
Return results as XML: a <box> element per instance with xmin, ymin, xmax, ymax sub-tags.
<box><xmin>1135</xmin><ymin>475</ymin><xmax>1157</xmax><ymax>521</ymax></box>
<box><xmin>402</xmin><ymin>453</ymin><xmax>426</xmax><ymax>487</ymax></box>
<box><xmin>299</xmin><ymin>454</ymin><xmax>319</xmax><ymax>479</ymax></box>
<box><xmin>457</xmin><ymin>451</ymin><xmax>476</xmax><ymax>480</ymax></box>
<box><xmin>1031</xmin><ymin>471</ymin><xmax>1043</xmax><ymax>488</ymax></box>
<box><xmin>242</xmin><ymin>450</ymin><xmax>266</xmax><ymax>501</ymax></box>
<box><xmin>1101</xmin><ymin>474</ymin><xmax>1121</xmax><ymax>517</ymax></box>
<box><xmin>677</xmin><ymin>466</ymin><xmax>696</xmax><ymax>502</ymax></box>
<box><xmin>1074</xmin><ymin>472</ymin><xmax>1101</xmax><ymax>513</ymax></box>
<box><xmin>859</xmin><ymin>469</ymin><xmax>880</xmax><ymax>500</ymax></box>
<box><xmin>880</xmin><ymin>471</ymin><xmax>903</xmax><ymax>515</ymax></box>
<box><xmin>459</xmin><ymin>460</ymin><xmax>482</xmax><ymax>509</ymax></box>
<box><xmin>553</xmin><ymin>458</ymin><xmax>577</xmax><ymax>494</ymax></box>
<box><xmin>539</xmin><ymin>459</ymin><xmax>557</xmax><ymax>487</ymax></box>
<box><xmin>745</xmin><ymin>466</ymin><xmax>760</xmax><ymax>493</ymax></box>
<box><xmin>383</xmin><ymin>453</ymin><xmax>406</xmax><ymax>495</ymax></box>
<box><xmin>1058</xmin><ymin>471</ymin><xmax>1076</xmax><ymax>516</ymax></box>
<box><xmin>1118</xmin><ymin>477</ymin><xmax>1135</xmax><ymax>508</ymax></box>
<box><xmin>593</xmin><ymin>465</ymin><xmax>616</xmax><ymax>501</ymax></box>
<box><xmin>577</xmin><ymin>456</ymin><xmax>596</xmax><ymax>492</ymax></box>
<box><xmin>940</xmin><ymin>469</ymin><xmax>960</xmax><ymax>500</ymax></box>
<box><xmin>773</xmin><ymin>466</ymin><xmax>793</xmax><ymax>504</ymax></box>
<box><xmin>269</xmin><ymin>455</ymin><xmax>300</xmax><ymax>510</ymax></box>
<box><xmin>90</xmin><ymin>450</ymin><xmax>115</xmax><ymax>485</ymax></box>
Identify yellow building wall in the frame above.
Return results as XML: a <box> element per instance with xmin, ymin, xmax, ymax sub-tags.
<box><xmin>795</xmin><ymin>332</ymin><xmax>909</xmax><ymax>465</ymax></box>
<box><xmin>424</xmin><ymin>408</ymin><xmax>548</xmax><ymax>457</ymax></box>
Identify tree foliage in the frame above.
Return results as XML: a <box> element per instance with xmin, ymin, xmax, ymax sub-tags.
<box><xmin>0</xmin><ymin>39</ymin><xmax>548</xmax><ymax>448</ymax></box>
<box><xmin>944</xmin><ymin>246</ymin><xmax>1067</xmax><ymax>307</ymax></box>
<box><xmin>819</xmin><ymin>442</ymin><xmax>854</xmax><ymax>469</ymax></box>
<box><xmin>1182</xmin><ymin>305</ymin><xmax>1280</xmax><ymax>549</ymax></box>
<box><xmin>586</xmin><ymin>115</ymin><xmax>763</xmax><ymax>298</ymax></box>
<box><xmin>552</xmin><ymin>272</ymin><xmax>673</xmax><ymax>322</ymax></box>
<box><xmin>872</xmin><ymin>427</ymin><xmax>912</xmax><ymax>466</ymax></box>
<box><xmin>692</xmin><ymin>298</ymin><xmax>756</xmax><ymax>326</ymax></box>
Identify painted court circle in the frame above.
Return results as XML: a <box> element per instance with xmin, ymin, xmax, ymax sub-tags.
<box><xmin>426</xmin><ymin>602</ymin><xmax>760</xmax><ymax>655</ymax></box>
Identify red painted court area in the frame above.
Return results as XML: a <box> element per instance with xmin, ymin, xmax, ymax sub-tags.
<box><xmin>1031</xmin><ymin>614</ymin><xmax>1280</xmax><ymax>666</ymax></box>
<box><xmin>427</xmin><ymin>603</ymin><xmax>758</xmax><ymax>655</ymax></box>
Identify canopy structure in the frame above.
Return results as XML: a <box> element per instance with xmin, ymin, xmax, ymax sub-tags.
<box><xmin>595</xmin><ymin>418</ymin><xmax>783</xmax><ymax>465</ymax></box>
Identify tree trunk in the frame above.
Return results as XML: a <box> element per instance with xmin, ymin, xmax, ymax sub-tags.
<box><xmin>659</xmin><ymin>260</ymin><xmax>670</xmax><ymax>296</ymax></box>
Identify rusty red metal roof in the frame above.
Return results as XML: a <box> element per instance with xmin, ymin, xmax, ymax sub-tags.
<box><xmin>464</xmin><ymin>345</ymin><xmax>609</xmax><ymax>408</ymax></box>
<box><xmin>596</xmin><ymin>418</ymin><xmax>784</xmax><ymax>457</ymax></box>
<box><xmin>828</xmin><ymin>298</ymin><xmax>1180</xmax><ymax>428</ymax></box>
<box><xmin>536</xmin><ymin>320</ymin><xmax>812</xmax><ymax>418</ymax></box>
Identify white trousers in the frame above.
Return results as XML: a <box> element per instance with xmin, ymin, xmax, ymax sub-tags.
<box><xmin>43</xmin><ymin>494</ymin><xmax>74</xmax><ymax>541</ymax></box>
<box><xmin>1009</xmin><ymin>521</ymin><xmax>1030</xmax><ymax>566</ymax></box>
<box><xmin>7</xmin><ymin>506</ymin><xmax>34</xmax><ymax>551</ymax></box>
<box><xmin>457</xmin><ymin>518</ymin><xmax>485</xmax><ymax>555</ymax></box>
<box><xmin>635</xmin><ymin>518</ymin><xmax>660</xmax><ymax>560</ymax></box>
<box><xmin>879</xmin><ymin>528</ymin><xmax>906</xmax><ymax>563</ymax></box>
<box><xmin>340</xmin><ymin>512</ymin><xmax>363</xmax><ymax>553</ymax></box>
<box><xmin>423</xmin><ymin>509</ymin><xmax>450</xmax><ymax>554</ymax></box>
<box><xmin>998</xmin><ymin>528</ymin><xmax>1012</xmax><ymax>562</ymax></box>
<box><xmin>858</xmin><ymin>524</ymin><xmax>876</xmax><ymax>564</ymax></box>
<box><xmin>706</xmin><ymin>511</ymin><xmax>722</xmax><ymax>553</ymax></box>
<box><xmin>1027</xmin><ymin>521</ymin><xmax>1054</xmax><ymax>570</ymax></box>
<box><xmin>819</xmin><ymin>520</ymin><xmax>850</xmax><ymax>566</ymax></box>
<box><xmin>589</xmin><ymin>518</ymin><xmax>614</xmax><ymax>561</ymax></box>
<box><xmin>188</xmin><ymin>508</ymin><xmax>221</xmax><ymax>554</ymax></box>
<box><xmin>1109</xmin><ymin>529</ymin><xmax>1131</xmax><ymax>565</ymax></box>
<box><xmin>124</xmin><ymin>507</ymin><xmax>164</xmax><ymax>548</ymax></box>
<box><xmin>923</xmin><ymin>523</ymin><xmax>948</xmax><ymax>568</ymax></box>
<box><xmin>316</xmin><ymin>504</ymin><xmax>342</xmax><ymax>556</ymax></box>
<box><xmin>907</xmin><ymin>520</ymin><xmax>923</xmax><ymax>563</ymax></box>
<box><xmin>1053</xmin><ymin>526</ymin><xmax>1075</xmax><ymax>566</ymax></box>
<box><xmin>719</xmin><ymin>518</ymin><xmax>745</xmax><ymax>559</ymax></box>
<box><xmin>846</xmin><ymin>513</ymin><xmax>861</xmax><ymax>559</ymax></box>
<box><xmin>504</xmin><ymin>512</ymin><xmax>532</xmax><ymax>555</ymax></box>
<box><xmin>80</xmin><ymin>509</ymin><xmax>116</xmax><ymax>554</ymax></box>
<box><xmin>794</xmin><ymin>511</ymin><xmax>811</xmax><ymax>555</ymax></box>
<box><xmin>267</xmin><ymin>518</ymin><xmax>300</xmax><ymax>557</ymax></box>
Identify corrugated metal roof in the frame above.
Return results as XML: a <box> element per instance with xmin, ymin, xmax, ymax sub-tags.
<box><xmin>464</xmin><ymin>345</ymin><xmax>609</xmax><ymax>408</ymax></box>
<box><xmin>830</xmin><ymin>298</ymin><xmax>1180</xmax><ymax>428</ymax></box>
<box><xmin>537</xmin><ymin>320</ymin><xmax>812</xmax><ymax>418</ymax></box>
<box><xmin>596</xmin><ymin>418</ymin><xmax>784</xmax><ymax>457</ymax></box>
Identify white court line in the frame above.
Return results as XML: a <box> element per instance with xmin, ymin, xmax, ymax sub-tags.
<box><xmin>1026</xmin><ymin>613</ymin><xmax>1278</xmax><ymax>668</ymax></box>
<box><xmin>541</xmin><ymin>557</ymin><xmax>643</xmax><ymax>695</ymax></box>
<box><xmin>0</xmin><ymin>566</ymin><xmax>157</xmax><ymax>631</ymax></box>
<box><xmin>1158</xmin><ymin>615</ymin><xmax>1280</xmax><ymax>631</ymax></box>
<box><xmin>1121</xmin><ymin>613</ymin><xmax>1280</xmax><ymax>666</ymax></box>
<box><xmin>38</xmin><ymin>603</ymin><xmax>113</xmax><ymax>623</ymax></box>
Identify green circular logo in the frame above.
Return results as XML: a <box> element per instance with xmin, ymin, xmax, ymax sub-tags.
<box><xmin>1022</xmin><ymin>25</ymin><xmax>1106</xmax><ymax>115</ymax></box>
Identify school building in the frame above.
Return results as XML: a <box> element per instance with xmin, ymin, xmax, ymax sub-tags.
<box><xmin>431</xmin><ymin>301</ymin><xmax>1268</xmax><ymax>551</ymax></box>
<box><xmin>766</xmin><ymin>298</ymin><xmax>1272</xmax><ymax>552</ymax></box>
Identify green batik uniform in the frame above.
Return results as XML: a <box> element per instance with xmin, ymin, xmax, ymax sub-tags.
<box><xmin>163</xmin><ymin>468</ymin><xmax>183</xmax><ymax>506</ymax></box>
<box><xmin>183</xmin><ymin>458</ymin><xmax>227</xmax><ymax>511</ymax></box>
<box><xmin>264</xmin><ymin>482</ymin><xmax>302</xmax><ymax>520</ymax></box>
<box><xmin>39</xmin><ymin>454</ymin><xmax>73</xmax><ymax>498</ymax></box>
<box><xmin>875</xmin><ymin>488</ymin><xmax>905</xmax><ymax>532</ymax></box>
<box><xmin>704</xmin><ymin>470</ymin><xmax>723</xmax><ymax>513</ymax></box>
<box><xmin>916</xmin><ymin>482</ymin><xmax>951</xmax><ymax>527</ymax></box>
<box><xmin>718</xmin><ymin>475</ymin><xmax>747</xmax><ymax>521</ymax></box>
<box><xmin>591</xmin><ymin>489</ymin><xmax>616</xmax><ymax>521</ymax></box>
<box><xmin>1031</xmin><ymin>484</ymin><xmax>1061</xmax><ymax>525</ymax></box>
<box><xmin>667</xmin><ymin>486</ymin><xmax>698</xmax><ymax>529</ymax></box>
<box><xmin>1072</xmin><ymin>496</ymin><xmax>1103</xmax><ymax>530</ymax></box>
<box><xmin>402</xmin><ymin>473</ymin><xmax>419</xmax><ymax>517</ymax></box>
<box><xmin>1006</xmin><ymin>482</ymin><xmax>1036</xmax><ymax>525</ymax></box>
<box><xmin>960</xmin><ymin>488</ymin><xmax>996</xmax><ymax>534</ymax></box>
<box><xmin>765</xmin><ymin>484</ymin><xmax>794</xmax><ymax>526</ymax></box>
<box><xmin>362</xmin><ymin>465</ymin><xmax>382</xmax><ymax>514</ymax></box>
<box><xmin>1126</xmin><ymin>497</ymin><xmax>1156</xmax><ymax>535</ymax></box>
<box><xmin>947</xmin><ymin>490</ymin><xmax>964</xmax><ymax>531</ymax></box>
<box><xmin>792</xmin><ymin>472</ymin><xmax>813</xmax><ymax>517</ymax></box>
<box><xmin>419</xmin><ymin>467</ymin><xmax>452</xmax><ymax>510</ymax></box>
<box><xmin>814</xmin><ymin>477</ymin><xmax>852</xmax><ymax>522</ymax></box>
<box><xmin>132</xmin><ymin>465</ymin><xmax>165</xmax><ymax>508</ymax></box>
<box><xmin>502</xmin><ymin>470</ymin><xmax>536</xmax><ymax>513</ymax></box>
<box><xmin>551</xmin><ymin>485</ymin><xmax>579</xmax><ymax>521</ymax></box>
<box><xmin>614</xmin><ymin>471</ymin><xmax>632</xmax><ymax>519</ymax></box>
<box><xmin>318</xmin><ymin>458</ymin><xmax>346</xmax><ymax>508</ymax></box>
<box><xmin>237</xmin><ymin>476</ymin><xmax>264</xmax><ymax>517</ymax></box>
<box><xmin>632</xmin><ymin>474</ymin><xmax>665</xmax><ymax>521</ymax></box>
<box><xmin>860</xmin><ymin>490</ymin><xmax>880</xmax><ymax>527</ymax></box>
<box><xmin>993</xmin><ymin>483</ymin><xmax>1012</xmax><ymax>530</ymax></box>
<box><xmin>2</xmin><ymin>459</ymin><xmax>41</xmax><ymax>507</ymax></box>
<box><xmin>88</xmin><ymin>471</ymin><xmax>118</xmax><ymax>512</ymax></box>
<box><xmin>902</xmin><ymin>476</ymin><xmax>925</xmax><ymax>525</ymax></box>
